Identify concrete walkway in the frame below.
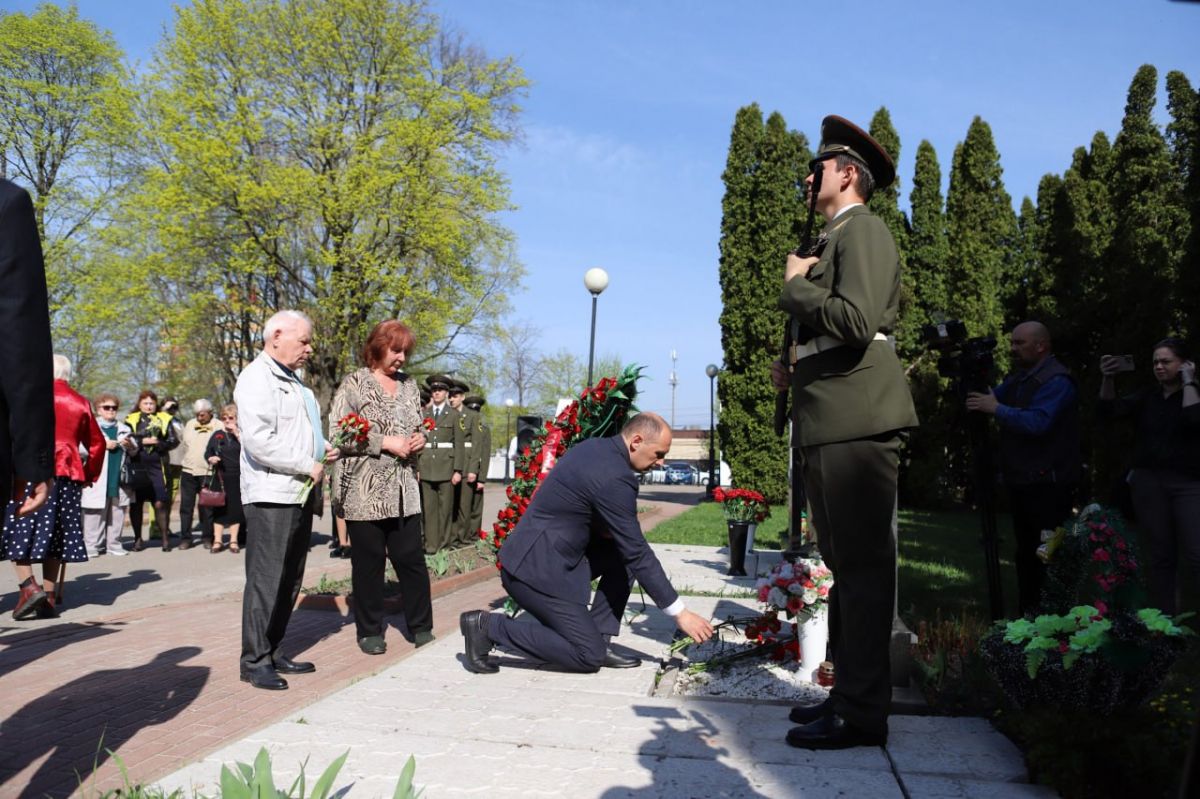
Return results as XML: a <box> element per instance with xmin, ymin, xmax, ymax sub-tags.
<box><xmin>0</xmin><ymin>486</ymin><xmax>1054</xmax><ymax>797</ymax></box>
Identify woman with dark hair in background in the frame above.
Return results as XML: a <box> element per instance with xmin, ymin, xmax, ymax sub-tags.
<box><xmin>328</xmin><ymin>320</ymin><xmax>432</xmax><ymax>654</ymax></box>
<box><xmin>206</xmin><ymin>404</ymin><xmax>244</xmax><ymax>554</ymax></box>
<box><xmin>1099</xmin><ymin>338</ymin><xmax>1200</xmax><ymax>614</ymax></box>
<box><xmin>125</xmin><ymin>390</ymin><xmax>179</xmax><ymax>551</ymax></box>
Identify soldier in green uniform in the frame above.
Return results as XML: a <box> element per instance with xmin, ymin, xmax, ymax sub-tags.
<box><xmin>447</xmin><ymin>379</ymin><xmax>475</xmax><ymax>546</ymax></box>
<box><xmin>771</xmin><ymin>115</ymin><xmax>918</xmax><ymax>750</ymax></box>
<box><xmin>418</xmin><ymin>375</ymin><xmax>465</xmax><ymax>554</ymax></box>
<box><xmin>463</xmin><ymin>395</ymin><xmax>491</xmax><ymax>545</ymax></box>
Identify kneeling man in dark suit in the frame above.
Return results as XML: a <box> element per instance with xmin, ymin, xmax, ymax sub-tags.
<box><xmin>460</xmin><ymin>412</ymin><xmax>713</xmax><ymax>673</ymax></box>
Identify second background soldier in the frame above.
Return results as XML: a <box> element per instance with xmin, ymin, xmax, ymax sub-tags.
<box><xmin>417</xmin><ymin>375</ymin><xmax>465</xmax><ymax>554</ymax></box>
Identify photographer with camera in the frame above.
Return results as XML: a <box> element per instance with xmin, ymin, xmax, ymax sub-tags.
<box><xmin>1098</xmin><ymin>339</ymin><xmax>1200</xmax><ymax>615</ymax></box>
<box><xmin>965</xmin><ymin>321</ymin><xmax>1080</xmax><ymax>616</ymax></box>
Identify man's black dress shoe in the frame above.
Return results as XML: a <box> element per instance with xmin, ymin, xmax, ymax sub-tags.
<box><xmin>273</xmin><ymin>656</ymin><xmax>316</xmax><ymax>674</ymax></box>
<box><xmin>602</xmin><ymin>648</ymin><xmax>641</xmax><ymax>669</ymax></box>
<box><xmin>789</xmin><ymin>697</ymin><xmax>833</xmax><ymax>725</ymax></box>
<box><xmin>460</xmin><ymin>610</ymin><xmax>498</xmax><ymax>674</ymax></box>
<box><xmin>240</xmin><ymin>665</ymin><xmax>288</xmax><ymax>691</ymax></box>
<box><xmin>785</xmin><ymin>713</ymin><xmax>887</xmax><ymax>750</ymax></box>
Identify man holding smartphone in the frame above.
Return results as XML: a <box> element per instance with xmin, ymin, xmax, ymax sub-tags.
<box><xmin>966</xmin><ymin>321</ymin><xmax>1081</xmax><ymax>616</ymax></box>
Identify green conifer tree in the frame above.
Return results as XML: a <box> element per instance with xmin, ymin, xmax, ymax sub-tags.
<box><xmin>945</xmin><ymin>117</ymin><xmax>1018</xmax><ymax>360</ymax></box>
<box><xmin>1103</xmin><ymin>65</ymin><xmax>1188</xmax><ymax>356</ymax></box>
<box><xmin>867</xmin><ymin>108</ymin><xmax>915</xmax><ymax>358</ymax></box>
<box><xmin>1166</xmin><ymin>70</ymin><xmax>1200</xmax><ymax>340</ymax></box>
<box><xmin>908</xmin><ymin>140</ymin><xmax>950</xmax><ymax>327</ymax></box>
<box><xmin>717</xmin><ymin>107</ymin><xmax>810</xmax><ymax>503</ymax></box>
<box><xmin>1007</xmin><ymin>196</ymin><xmax>1052</xmax><ymax>325</ymax></box>
<box><xmin>1047</xmin><ymin>134</ymin><xmax>1115</xmax><ymax>366</ymax></box>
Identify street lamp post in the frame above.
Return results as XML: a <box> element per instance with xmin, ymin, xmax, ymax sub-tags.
<box><xmin>583</xmin><ymin>267</ymin><xmax>609</xmax><ymax>388</ymax></box>
<box><xmin>504</xmin><ymin>398</ymin><xmax>514</xmax><ymax>483</ymax></box>
<box><xmin>705</xmin><ymin>364</ymin><xmax>719</xmax><ymax>499</ymax></box>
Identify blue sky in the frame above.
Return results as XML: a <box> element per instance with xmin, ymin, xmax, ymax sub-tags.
<box><xmin>6</xmin><ymin>0</ymin><xmax>1198</xmax><ymax>425</ymax></box>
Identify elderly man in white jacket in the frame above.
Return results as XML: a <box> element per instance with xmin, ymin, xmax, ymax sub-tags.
<box><xmin>234</xmin><ymin>309</ymin><xmax>339</xmax><ymax>691</ymax></box>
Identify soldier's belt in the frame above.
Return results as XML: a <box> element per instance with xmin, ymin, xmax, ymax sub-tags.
<box><xmin>789</xmin><ymin>332</ymin><xmax>887</xmax><ymax>364</ymax></box>
<box><xmin>429</xmin><ymin>442</ymin><xmax>455</xmax><ymax>449</ymax></box>
<box><xmin>463</xmin><ymin>443</ymin><xmax>473</xmax><ymax>448</ymax></box>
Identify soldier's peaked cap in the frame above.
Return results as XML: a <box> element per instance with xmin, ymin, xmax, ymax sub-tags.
<box><xmin>812</xmin><ymin>115</ymin><xmax>895</xmax><ymax>190</ymax></box>
<box><xmin>425</xmin><ymin>374</ymin><xmax>452</xmax><ymax>390</ymax></box>
<box><xmin>464</xmin><ymin>395</ymin><xmax>486</xmax><ymax>410</ymax></box>
<box><xmin>448</xmin><ymin>379</ymin><xmax>468</xmax><ymax>394</ymax></box>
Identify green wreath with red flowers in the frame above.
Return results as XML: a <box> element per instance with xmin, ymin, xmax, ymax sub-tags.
<box><xmin>482</xmin><ymin>364</ymin><xmax>645</xmax><ymax>566</ymax></box>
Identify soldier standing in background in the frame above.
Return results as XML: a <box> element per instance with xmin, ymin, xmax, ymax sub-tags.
<box><xmin>418</xmin><ymin>375</ymin><xmax>464</xmax><ymax>554</ymax></box>
<box><xmin>464</xmin><ymin>395</ymin><xmax>491</xmax><ymax>545</ymax></box>
<box><xmin>448</xmin><ymin>379</ymin><xmax>475</xmax><ymax>546</ymax></box>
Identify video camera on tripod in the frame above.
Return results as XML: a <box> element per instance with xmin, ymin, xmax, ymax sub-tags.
<box><xmin>920</xmin><ymin>319</ymin><xmax>998</xmax><ymax>396</ymax></box>
<box><xmin>920</xmin><ymin>317</ymin><xmax>1005</xmax><ymax>620</ymax></box>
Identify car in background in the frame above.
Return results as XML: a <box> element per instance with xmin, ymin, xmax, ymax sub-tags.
<box><xmin>664</xmin><ymin>463</ymin><xmax>698</xmax><ymax>485</ymax></box>
<box><xmin>698</xmin><ymin>461</ymin><xmax>732</xmax><ymax>488</ymax></box>
<box><xmin>637</xmin><ymin>466</ymin><xmax>667</xmax><ymax>484</ymax></box>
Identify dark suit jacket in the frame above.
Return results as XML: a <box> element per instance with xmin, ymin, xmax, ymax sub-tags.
<box><xmin>500</xmin><ymin>436</ymin><xmax>678</xmax><ymax>609</ymax></box>
<box><xmin>0</xmin><ymin>179</ymin><xmax>55</xmax><ymax>494</ymax></box>
<box><xmin>778</xmin><ymin>204</ymin><xmax>918</xmax><ymax>447</ymax></box>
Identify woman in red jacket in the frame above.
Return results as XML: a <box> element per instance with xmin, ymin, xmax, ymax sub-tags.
<box><xmin>3</xmin><ymin>355</ymin><xmax>105</xmax><ymax>620</ymax></box>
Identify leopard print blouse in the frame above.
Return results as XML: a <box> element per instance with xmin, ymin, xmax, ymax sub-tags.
<box><xmin>328</xmin><ymin>368</ymin><xmax>422</xmax><ymax>521</ymax></box>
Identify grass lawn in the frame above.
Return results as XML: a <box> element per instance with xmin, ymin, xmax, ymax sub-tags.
<box><xmin>645</xmin><ymin>501</ymin><xmax>785</xmax><ymax>549</ymax></box>
<box><xmin>646</xmin><ymin>501</ymin><xmax>1020</xmax><ymax>626</ymax></box>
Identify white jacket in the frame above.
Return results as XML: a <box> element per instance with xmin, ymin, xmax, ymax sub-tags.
<box><xmin>234</xmin><ymin>350</ymin><xmax>324</xmax><ymax>504</ymax></box>
<box><xmin>80</xmin><ymin>419</ymin><xmax>135</xmax><ymax>509</ymax></box>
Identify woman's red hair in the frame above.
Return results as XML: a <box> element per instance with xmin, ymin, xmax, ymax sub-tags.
<box><xmin>362</xmin><ymin>320</ymin><xmax>416</xmax><ymax>369</ymax></box>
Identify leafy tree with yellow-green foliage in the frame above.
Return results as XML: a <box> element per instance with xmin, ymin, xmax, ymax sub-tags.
<box><xmin>0</xmin><ymin>2</ymin><xmax>133</xmax><ymax>375</ymax></box>
<box><xmin>111</xmin><ymin>0</ymin><xmax>527</xmax><ymax>407</ymax></box>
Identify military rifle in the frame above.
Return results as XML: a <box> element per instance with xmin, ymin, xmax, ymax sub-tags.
<box><xmin>773</xmin><ymin>160</ymin><xmax>826</xmax><ymax>437</ymax></box>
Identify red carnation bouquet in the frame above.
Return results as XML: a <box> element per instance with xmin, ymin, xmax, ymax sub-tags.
<box><xmin>423</xmin><ymin>417</ymin><xmax>436</xmax><ymax>431</ymax></box>
<box><xmin>712</xmin><ymin>487</ymin><xmax>770</xmax><ymax>524</ymax></box>
<box><xmin>297</xmin><ymin>413</ymin><xmax>370</xmax><ymax>504</ymax></box>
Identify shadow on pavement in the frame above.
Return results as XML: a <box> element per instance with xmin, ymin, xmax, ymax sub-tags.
<box><xmin>600</xmin><ymin>705</ymin><xmax>769</xmax><ymax>798</ymax></box>
<box><xmin>2</xmin><ymin>646</ymin><xmax>207</xmax><ymax>799</ymax></box>
<box><xmin>0</xmin><ymin>622</ymin><xmax>124</xmax><ymax>679</ymax></box>
<box><xmin>280</xmin><ymin>608</ymin><xmax>354</xmax><ymax>658</ymax></box>
<box><xmin>52</xmin><ymin>569</ymin><xmax>164</xmax><ymax>611</ymax></box>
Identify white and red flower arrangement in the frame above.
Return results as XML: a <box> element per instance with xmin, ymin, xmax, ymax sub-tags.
<box><xmin>756</xmin><ymin>557</ymin><xmax>833</xmax><ymax>621</ymax></box>
<box><xmin>671</xmin><ymin>557</ymin><xmax>834</xmax><ymax>670</ymax></box>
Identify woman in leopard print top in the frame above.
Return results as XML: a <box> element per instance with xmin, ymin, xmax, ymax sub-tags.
<box><xmin>329</xmin><ymin>320</ymin><xmax>432</xmax><ymax>654</ymax></box>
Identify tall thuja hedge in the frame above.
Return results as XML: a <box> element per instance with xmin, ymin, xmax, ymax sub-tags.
<box><xmin>1102</xmin><ymin>66</ymin><xmax>1188</xmax><ymax>357</ymax></box>
<box><xmin>1166</xmin><ymin>69</ymin><xmax>1200</xmax><ymax>342</ymax></box>
<box><xmin>717</xmin><ymin>106</ymin><xmax>810</xmax><ymax>504</ymax></box>
<box><xmin>945</xmin><ymin>116</ymin><xmax>1018</xmax><ymax>366</ymax></box>
<box><xmin>867</xmin><ymin>108</ymin><xmax>915</xmax><ymax>359</ymax></box>
<box><xmin>899</xmin><ymin>141</ymin><xmax>957</xmax><ymax>503</ymax></box>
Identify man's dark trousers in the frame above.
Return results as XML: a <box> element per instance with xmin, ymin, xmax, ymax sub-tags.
<box><xmin>803</xmin><ymin>433</ymin><xmax>900</xmax><ymax>738</ymax></box>
<box><xmin>488</xmin><ymin>537</ymin><xmax>632</xmax><ymax>673</ymax></box>
<box><xmin>241</xmin><ymin>500</ymin><xmax>313</xmax><ymax>671</ymax></box>
<box><xmin>1009</xmin><ymin>482</ymin><xmax>1074</xmax><ymax>616</ymax></box>
<box><xmin>178</xmin><ymin>471</ymin><xmax>215</xmax><ymax>544</ymax></box>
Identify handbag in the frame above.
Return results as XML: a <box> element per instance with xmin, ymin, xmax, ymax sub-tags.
<box><xmin>197</xmin><ymin>469</ymin><xmax>226</xmax><ymax>507</ymax></box>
